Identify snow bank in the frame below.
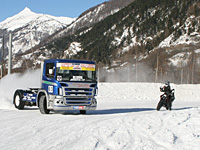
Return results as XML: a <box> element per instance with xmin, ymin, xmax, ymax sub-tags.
<box><xmin>0</xmin><ymin>69</ymin><xmax>40</xmax><ymax>109</ymax></box>
<box><xmin>98</xmin><ymin>83</ymin><xmax>200</xmax><ymax>104</ymax></box>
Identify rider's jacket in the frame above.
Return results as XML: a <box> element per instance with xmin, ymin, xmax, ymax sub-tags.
<box><xmin>160</xmin><ymin>84</ymin><xmax>172</xmax><ymax>95</ymax></box>
<box><xmin>160</xmin><ymin>84</ymin><xmax>175</xmax><ymax>102</ymax></box>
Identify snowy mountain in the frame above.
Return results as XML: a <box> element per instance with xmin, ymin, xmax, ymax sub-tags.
<box><xmin>1</xmin><ymin>0</ymin><xmax>200</xmax><ymax>84</ymax></box>
<box><xmin>54</xmin><ymin>0</ymin><xmax>135</xmax><ymax>38</ymax></box>
<box><xmin>0</xmin><ymin>0</ymin><xmax>135</xmax><ymax>73</ymax></box>
<box><xmin>0</xmin><ymin>7</ymin><xmax>74</xmax><ymax>31</ymax></box>
<box><xmin>0</xmin><ymin>70</ymin><xmax>200</xmax><ymax>149</ymax></box>
<box><xmin>43</xmin><ymin>0</ymin><xmax>200</xmax><ymax>83</ymax></box>
<box><xmin>0</xmin><ymin>7</ymin><xmax>75</xmax><ymax>57</ymax></box>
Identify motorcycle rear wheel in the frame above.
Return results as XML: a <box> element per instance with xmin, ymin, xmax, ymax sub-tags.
<box><xmin>168</xmin><ymin>99</ymin><xmax>172</xmax><ymax>111</ymax></box>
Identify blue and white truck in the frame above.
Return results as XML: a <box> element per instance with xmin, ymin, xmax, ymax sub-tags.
<box><xmin>13</xmin><ymin>59</ymin><xmax>98</xmax><ymax>114</ymax></box>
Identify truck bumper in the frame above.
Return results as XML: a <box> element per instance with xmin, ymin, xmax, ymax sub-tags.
<box><xmin>52</xmin><ymin>96</ymin><xmax>97</xmax><ymax>111</ymax></box>
<box><xmin>53</xmin><ymin>105</ymin><xmax>97</xmax><ymax>111</ymax></box>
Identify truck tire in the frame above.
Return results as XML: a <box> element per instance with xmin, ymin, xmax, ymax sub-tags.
<box><xmin>13</xmin><ymin>90</ymin><xmax>25</xmax><ymax>110</ymax></box>
<box><xmin>39</xmin><ymin>95</ymin><xmax>50</xmax><ymax>114</ymax></box>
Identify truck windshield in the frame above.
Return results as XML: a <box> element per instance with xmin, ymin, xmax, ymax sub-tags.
<box><xmin>56</xmin><ymin>63</ymin><xmax>96</xmax><ymax>82</ymax></box>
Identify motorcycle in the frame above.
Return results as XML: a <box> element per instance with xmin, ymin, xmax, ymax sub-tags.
<box><xmin>156</xmin><ymin>89</ymin><xmax>175</xmax><ymax>111</ymax></box>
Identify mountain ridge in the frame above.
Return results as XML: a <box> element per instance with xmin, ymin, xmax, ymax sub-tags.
<box><xmin>0</xmin><ymin>7</ymin><xmax>75</xmax><ymax>65</ymax></box>
<box><xmin>0</xmin><ymin>7</ymin><xmax>74</xmax><ymax>31</ymax></box>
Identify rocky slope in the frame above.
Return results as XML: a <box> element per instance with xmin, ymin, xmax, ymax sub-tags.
<box><xmin>45</xmin><ymin>0</ymin><xmax>200</xmax><ymax>83</ymax></box>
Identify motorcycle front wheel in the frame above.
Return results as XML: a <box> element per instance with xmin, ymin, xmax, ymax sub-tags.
<box><xmin>156</xmin><ymin>100</ymin><xmax>163</xmax><ymax>111</ymax></box>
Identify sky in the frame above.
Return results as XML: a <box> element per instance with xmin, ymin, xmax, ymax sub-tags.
<box><xmin>0</xmin><ymin>0</ymin><xmax>108</xmax><ymax>22</ymax></box>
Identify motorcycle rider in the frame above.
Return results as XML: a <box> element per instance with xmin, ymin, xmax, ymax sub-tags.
<box><xmin>160</xmin><ymin>81</ymin><xmax>175</xmax><ymax>108</ymax></box>
<box><xmin>160</xmin><ymin>81</ymin><xmax>171</xmax><ymax>95</ymax></box>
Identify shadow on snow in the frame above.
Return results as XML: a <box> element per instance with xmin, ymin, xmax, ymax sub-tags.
<box><xmin>20</xmin><ymin>106</ymin><xmax>194</xmax><ymax>115</ymax></box>
<box><xmin>173</xmin><ymin>107</ymin><xmax>193</xmax><ymax>111</ymax></box>
<box><xmin>87</xmin><ymin>108</ymin><xmax>155</xmax><ymax>115</ymax></box>
<box><xmin>87</xmin><ymin>107</ymin><xmax>195</xmax><ymax>115</ymax></box>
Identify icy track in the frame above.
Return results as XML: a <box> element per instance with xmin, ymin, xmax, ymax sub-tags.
<box><xmin>0</xmin><ymin>70</ymin><xmax>200</xmax><ymax>150</ymax></box>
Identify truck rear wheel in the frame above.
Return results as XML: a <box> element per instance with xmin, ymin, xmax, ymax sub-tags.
<box><xmin>13</xmin><ymin>90</ymin><xmax>25</xmax><ymax>110</ymax></box>
<box><xmin>39</xmin><ymin>95</ymin><xmax>50</xmax><ymax>114</ymax></box>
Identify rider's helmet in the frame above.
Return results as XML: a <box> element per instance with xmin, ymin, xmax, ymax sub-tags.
<box><xmin>165</xmin><ymin>80</ymin><xmax>170</xmax><ymax>86</ymax></box>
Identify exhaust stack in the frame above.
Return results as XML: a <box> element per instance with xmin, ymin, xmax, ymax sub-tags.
<box><xmin>8</xmin><ymin>33</ymin><xmax>12</xmax><ymax>75</ymax></box>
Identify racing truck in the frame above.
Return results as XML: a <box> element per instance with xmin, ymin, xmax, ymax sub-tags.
<box><xmin>13</xmin><ymin>59</ymin><xmax>98</xmax><ymax>114</ymax></box>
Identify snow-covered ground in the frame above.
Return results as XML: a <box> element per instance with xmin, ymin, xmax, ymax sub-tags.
<box><xmin>0</xmin><ymin>70</ymin><xmax>200</xmax><ymax>150</ymax></box>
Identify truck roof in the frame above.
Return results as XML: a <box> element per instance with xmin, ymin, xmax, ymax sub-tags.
<box><xmin>44</xmin><ymin>59</ymin><xmax>95</xmax><ymax>64</ymax></box>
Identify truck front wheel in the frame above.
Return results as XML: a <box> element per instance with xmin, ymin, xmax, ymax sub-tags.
<box><xmin>39</xmin><ymin>95</ymin><xmax>50</xmax><ymax>114</ymax></box>
<box><xmin>13</xmin><ymin>90</ymin><xmax>25</xmax><ymax>110</ymax></box>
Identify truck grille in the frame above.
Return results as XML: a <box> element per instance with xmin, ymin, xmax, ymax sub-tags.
<box><xmin>63</xmin><ymin>87</ymin><xmax>94</xmax><ymax>105</ymax></box>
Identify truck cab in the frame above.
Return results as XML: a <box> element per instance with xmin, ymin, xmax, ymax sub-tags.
<box><xmin>13</xmin><ymin>59</ymin><xmax>98</xmax><ymax>114</ymax></box>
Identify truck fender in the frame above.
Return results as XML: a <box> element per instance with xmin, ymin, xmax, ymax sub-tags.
<box><xmin>36</xmin><ymin>89</ymin><xmax>49</xmax><ymax>107</ymax></box>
